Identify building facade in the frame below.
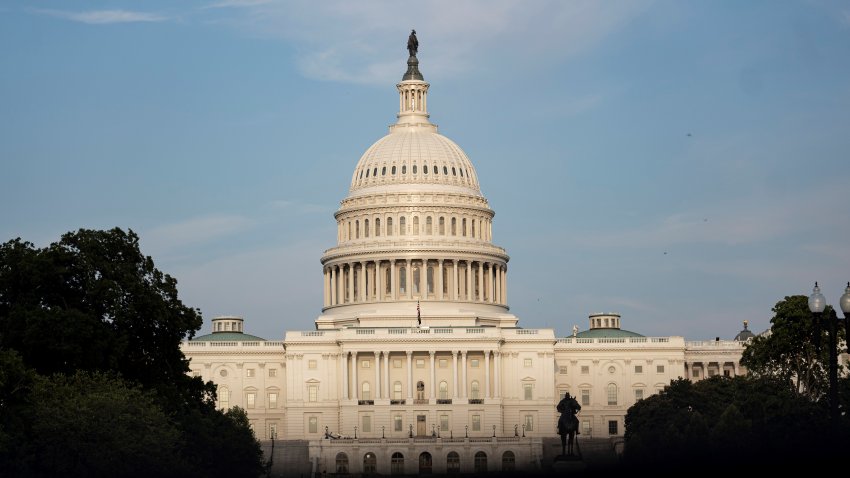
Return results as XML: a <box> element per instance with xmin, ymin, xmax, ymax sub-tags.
<box><xmin>181</xmin><ymin>44</ymin><xmax>749</xmax><ymax>475</ymax></box>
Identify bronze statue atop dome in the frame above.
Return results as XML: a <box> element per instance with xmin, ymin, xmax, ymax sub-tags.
<box><xmin>407</xmin><ymin>29</ymin><xmax>418</xmax><ymax>57</ymax></box>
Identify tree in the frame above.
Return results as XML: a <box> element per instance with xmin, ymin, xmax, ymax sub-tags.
<box><xmin>741</xmin><ymin>295</ymin><xmax>840</xmax><ymax>401</ymax></box>
<box><xmin>0</xmin><ymin>228</ymin><xmax>202</xmax><ymax>392</ymax></box>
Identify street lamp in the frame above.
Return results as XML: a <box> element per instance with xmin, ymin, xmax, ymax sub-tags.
<box><xmin>354</xmin><ymin>425</ymin><xmax>358</xmax><ymax>439</ymax></box>
<box><xmin>808</xmin><ymin>282</ymin><xmax>850</xmax><ymax>428</ymax></box>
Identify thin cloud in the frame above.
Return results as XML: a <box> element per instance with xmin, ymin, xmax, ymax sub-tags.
<box><xmin>203</xmin><ymin>0</ymin><xmax>274</xmax><ymax>9</ymax></box>
<box><xmin>32</xmin><ymin>9</ymin><xmax>168</xmax><ymax>24</ymax></box>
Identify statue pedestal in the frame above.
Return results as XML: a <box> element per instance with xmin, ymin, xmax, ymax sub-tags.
<box><xmin>552</xmin><ymin>455</ymin><xmax>587</xmax><ymax>473</ymax></box>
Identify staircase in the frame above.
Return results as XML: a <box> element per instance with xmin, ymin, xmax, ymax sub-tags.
<box><xmin>262</xmin><ymin>440</ymin><xmax>312</xmax><ymax>478</ymax></box>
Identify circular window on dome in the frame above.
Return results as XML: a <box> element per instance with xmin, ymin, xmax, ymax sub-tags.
<box><xmin>220</xmin><ymin>370</ymin><xmax>228</xmax><ymax>377</ymax></box>
<box><xmin>392</xmin><ymin>166</ymin><xmax>396</xmax><ymax>175</ymax></box>
<box><xmin>402</xmin><ymin>165</ymin><xmax>407</xmax><ymax>174</ymax></box>
<box><xmin>413</xmin><ymin>165</ymin><xmax>418</xmax><ymax>174</ymax></box>
<box><xmin>433</xmin><ymin>165</ymin><xmax>438</xmax><ymax>174</ymax></box>
<box><xmin>608</xmin><ymin>366</ymin><xmax>616</xmax><ymax>374</ymax></box>
<box><xmin>423</xmin><ymin>164</ymin><xmax>428</xmax><ymax>174</ymax></box>
<box><xmin>382</xmin><ymin>167</ymin><xmax>386</xmax><ymax>176</ymax></box>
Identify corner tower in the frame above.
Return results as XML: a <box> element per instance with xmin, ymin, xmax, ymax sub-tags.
<box><xmin>318</xmin><ymin>35</ymin><xmax>515</xmax><ymax>330</ymax></box>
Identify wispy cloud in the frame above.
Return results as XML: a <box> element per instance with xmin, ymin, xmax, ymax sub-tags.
<box><xmin>142</xmin><ymin>214</ymin><xmax>254</xmax><ymax>256</ymax></box>
<box><xmin>32</xmin><ymin>9</ymin><xmax>168</xmax><ymax>24</ymax></box>
<box><xmin>203</xmin><ymin>0</ymin><xmax>273</xmax><ymax>9</ymax></box>
<box><xmin>201</xmin><ymin>0</ymin><xmax>653</xmax><ymax>84</ymax></box>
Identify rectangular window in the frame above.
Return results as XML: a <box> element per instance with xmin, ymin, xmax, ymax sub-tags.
<box><xmin>523</xmin><ymin>383</ymin><xmax>533</xmax><ymax>400</ymax></box>
<box><xmin>308</xmin><ymin>385</ymin><xmax>318</xmax><ymax>402</ymax></box>
<box><xmin>308</xmin><ymin>360</ymin><xmax>317</xmax><ymax>369</ymax></box>
<box><xmin>608</xmin><ymin>420</ymin><xmax>618</xmax><ymax>435</ymax></box>
<box><xmin>472</xmin><ymin>414</ymin><xmax>481</xmax><ymax>431</ymax></box>
<box><xmin>246</xmin><ymin>392</ymin><xmax>256</xmax><ymax>409</ymax></box>
<box><xmin>246</xmin><ymin>369</ymin><xmax>255</xmax><ymax>378</ymax></box>
<box><xmin>393</xmin><ymin>359</ymin><xmax>402</xmax><ymax>368</ymax></box>
<box><xmin>558</xmin><ymin>366</ymin><xmax>568</xmax><ymax>374</ymax></box>
<box><xmin>268</xmin><ymin>393</ymin><xmax>278</xmax><ymax>408</ymax></box>
<box><xmin>524</xmin><ymin>358</ymin><xmax>532</xmax><ymax>367</ymax></box>
<box><xmin>693</xmin><ymin>369</ymin><xmax>701</xmax><ymax>378</ymax></box>
<box><xmin>416</xmin><ymin>359</ymin><xmax>425</xmax><ymax>368</ymax></box>
<box><xmin>362</xmin><ymin>360</ymin><xmax>370</xmax><ymax>369</ymax></box>
<box><xmin>439</xmin><ymin>359</ymin><xmax>448</xmax><ymax>368</ymax></box>
<box><xmin>723</xmin><ymin>369</ymin><xmax>731</xmax><ymax>377</ymax></box>
<box><xmin>269</xmin><ymin>422</ymin><xmax>278</xmax><ymax>439</ymax></box>
<box><xmin>269</xmin><ymin>369</ymin><xmax>277</xmax><ymax>377</ymax></box>
<box><xmin>471</xmin><ymin>359</ymin><xmax>479</xmax><ymax>368</ymax></box>
<box><xmin>362</xmin><ymin>415</ymin><xmax>371</xmax><ymax>433</ymax></box>
<box><xmin>440</xmin><ymin>414</ymin><xmax>449</xmax><ymax>431</ymax></box>
<box><xmin>582</xmin><ymin>420</ymin><xmax>591</xmax><ymax>435</ymax></box>
<box><xmin>524</xmin><ymin>415</ymin><xmax>534</xmax><ymax>432</ymax></box>
<box><xmin>309</xmin><ymin>416</ymin><xmax>318</xmax><ymax>433</ymax></box>
<box><xmin>656</xmin><ymin>365</ymin><xmax>665</xmax><ymax>373</ymax></box>
<box><xmin>581</xmin><ymin>389</ymin><xmax>590</xmax><ymax>406</ymax></box>
<box><xmin>394</xmin><ymin>415</ymin><xmax>403</xmax><ymax>432</ymax></box>
<box><xmin>634</xmin><ymin>365</ymin><xmax>643</xmax><ymax>374</ymax></box>
<box><xmin>634</xmin><ymin>389</ymin><xmax>644</xmax><ymax>401</ymax></box>
<box><xmin>607</xmin><ymin>386</ymin><xmax>617</xmax><ymax>405</ymax></box>
<box><xmin>581</xmin><ymin>366</ymin><xmax>589</xmax><ymax>374</ymax></box>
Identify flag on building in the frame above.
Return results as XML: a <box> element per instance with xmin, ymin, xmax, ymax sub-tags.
<box><xmin>417</xmin><ymin>300</ymin><xmax>421</xmax><ymax>326</ymax></box>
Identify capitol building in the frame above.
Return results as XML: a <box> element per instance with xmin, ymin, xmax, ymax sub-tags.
<box><xmin>182</xmin><ymin>39</ymin><xmax>751</xmax><ymax>476</ymax></box>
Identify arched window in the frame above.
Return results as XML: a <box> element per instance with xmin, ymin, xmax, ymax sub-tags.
<box><xmin>419</xmin><ymin>452</ymin><xmax>432</xmax><ymax>474</ymax></box>
<box><xmin>446</xmin><ymin>452</ymin><xmax>460</xmax><ymax>474</ymax></box>
<box><xmin>402</xmin><ymin>165</ymin><xmax>407</xmax><ymax>174</ymax></box>
<box><xmin>412</xmin><ymin>266</ymin><xmax>420</xmax><ymax>294</ymax></box>
<box><xmin>348</xmin><ymin>221</ymin><xmax>352</xmax><ymax>241</ymax></box>
<box><xmin>394</xmin><ymin>381</ymin><xmax>403</xmax><ymax>400</ymax></box>
<box><xmin>439</xmin><ymin>217</ymin><xmax>445</xmax><ymax>235</ymax></box>
<box><xmin>382</xmin><ymin>166</ymin><xmax>386</xmax><ymax>176</ymax></box>
<box><xmin>355</xmin><ymin>220</ymin><xmax>360</xmax><ymax>239</ymax></box>
<box><xmin>366</xmin><ymin>169</ymin><xmax>370</xmax><ymax>178</ymax></box>
<box><xmin>442</xmin><ymin>267</ymin><xmax>449</xmax><ymax>294</ymax></box>
<box><xmin>451</xmin><ymin>218</ymin><xmax>457</xmax><ymax>235</ymax></box>
<box><xmin>426</xmin><ymin>216</ymin><xmax>432</xmax><ymax>235</ymax></box>
<box><xmin>364</xmin><ymin>219</ymin><xmax>369</xmax><ymax>238</ymax></box>
<box><xmin>502</xmin><ymin>451</ymin><xmax>515</xmax><ymax>471</ymax></box>
<box><xmin>392</xmin><ymin>165</ymin><xmax>397</xmax><ymax>175</ymax></box>
<box><xmin>336</xmin><ymin>453</ymin><xmax>349</xmax><ymax>474</ymax></box>
<box><xmin>413</xmin><ymin>165</ymin><xmax>418</xmax><ymax>174</ymax></box>
<box><xmin>471</xmin><ymin>219</ymin><xmax>476</xmax><ymax>238</ymax></box>
<box><xmin>462</xmin><ymin>218</ymin><xmax>467</xmax><ymax>237</ymax></box>
<box><xmin>471</xmin><ymin>381</ymin><xmax>480</xmax><ymax>400</ymax></box>
<box><xmin>360</xmin><ymin>170</ymin><xmax>364</xmax><ymax>179</ymax></box>
<box><xmin>443</xmin><ymin>166</ymin><xmax>448</xmax><ymax>175</ymax></box>
<box><xmin>439</xmin><ymin>381</ymin><xmax>448</xmax><ymax>399</ymax></box>
<box><xmin>452</xmin><ymin>167</ymin><xmax>457</xmax><ymax>176</ymax></box>
<box><xmin>373</xmin><ymin>167</ymin><xmax>377</xmax><ymax>177</ymax></box>
<box><xmin>460</xmin><ymin>169</ymin><xmax>464</xmax><ymax>177</ymax></box>
<box><xmin>217</xmin><ymin>385</ymin><xmax>230</xmax><ymax>410</ymax></box>
<box><xmin>423</xmin><ymin>163</ymin><xmax>428</xmax><ymax>174</ymax></box>
<box><xmin>385</xmin><ymin>266</ymin><xmax>392</xmax><ymax>294</ymax></box>
<box><xmin>607</xmin><ymin>383</ymin><xmax>618</xmax><ymax>405</ymax></box>
<box><xmin>400</xmin><ymin>216</ymin><xmax>406</xmax><ymax>235</ymax></box>
<box><xmin>474</xmin><ymin>452</ymin><xmax>487</xmax><ymax>474</ymax></box>
<box><xmin>361</xmin><ymin>382</ymin><xmax>371</xmax><ymax>400</ymax></box>
<box><xmin>427</xmin><ymin>266</ymin><xmax>434</xmax><ymax>294</ymax></box>
<box><xmin>375</xmin><ymin>218</ymin><xmax>381</xmax><ymax>237</ymax></box>
<box><xmin>364</xmin><ymin>453</ymin><xmax>377</xmax><ymax>474</ymax></box>
<box><xmin>413</xmin><ymin>216</ymin><xmax>419</xmax><ymax>235</ymax></box>
<box><xmin>399</xmin><ymin>267</ymin><xmax>407</xmax><ymax>294</ymax></box>
<box><xmin>416</xmin><ymin>381</ymin><xmax>425</xmax><ymax>400</ymax></box>
<box><xmin>391</xmin><ymin>452</ymin><xmax>404</xmax><ymax>475</ymax></box>
<box><xmin>387</xmin><ymin>217</ymin><xmax>393</xmax><ymax>236</ymax></box>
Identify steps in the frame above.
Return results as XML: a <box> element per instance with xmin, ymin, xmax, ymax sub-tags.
<box><xmin>262</xmin><ymin>440</ymin><xmax>312</xmax><ymax>478</ymax></box>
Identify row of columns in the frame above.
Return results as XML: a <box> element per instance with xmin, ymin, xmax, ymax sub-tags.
<box><xmin>685</xmin><ymin>361</ymin><xmax>738</xmax><ymax>380</ymax></box>
<box><xmin>323</xmin><ymin>259</ymin><xmax>507</xmax><ymax>308</ymax></box>
<box><xmin>340</xmin><ymin>350</ymin><xmax>501</xmax><ymax>401</ymax></box>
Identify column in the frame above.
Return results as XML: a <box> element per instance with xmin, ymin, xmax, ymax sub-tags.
<box><xmin>347</xmin><ymin>263</ymin><xmax>354</xmax><ymax>304</ymax></box>
<box><xmin>338</xmin><ymin>265</ymin><xmax>344</xmax><ymax>304</ymax></box>
<box><xmin>374</xmin><ymin>351</ymin><xmax>381</xmax><ymax>399</ymax></box>
<box><xmin>406</xmin><ymin>351</ymin><xmax>413</xmax><ymax>399</ymax></box>
<box><xmin>452</xmin><ymin>260</ymin><xmax>459</xmax><ymax>300</ymax></box>
<box><xmin>352</xmin><ymin>351</ymin><xmax>358</xmax><ymax>399</ymax></box>
<box><xmin>452</xmin><ymin>351</ymin><xmax>459</xmax><ymax>399</ymax></box>
<box><xmin>377</xmin><ymin>261</ymin><xmax>383</xmax><ymax>302</ymax></box>
<box><xmin>342</xmin><ymin>351</ymin><xmax>349</xmax><ymax>399</ymax></box>
<box><xmin>462</xmin><ymin>351</ymin><xmax>468</xmax><ymax>398</ymax></box>
<box><xmin>494</xmin><ymin>352</ymin><xmax>501</xmax><ymax>398</ymax></box>
<box><xmin>330</xmin><ymin>267</ymin><xmax>337</xmax><ymax>306</ymax></box>
<box><xmin>489</xmin><ymin>263</ymin><xmax>496</xmax><ymax>303</ymax></box>
<box><xmin>437</xmin><ymin>259</ymin><xmax>444</xmax><ymax>300</ymax></box>
<box><xmin>477</xmin><ymin>262</ymin><xmax>484</xmax><ymax>302</ymax></box>
<box><xmin>384</xmin><ymin>352</ymin><xmax>390</xmax><ymax>399</ymax></box>
<box><xmin>503</xmin><ymin>266</ymin><xmax>507</xmax><ymax>304</ymax></box>
<box><xmin>323</xmin><ymin>268</ymin><xmax>328</xmax><ymax>306</ymax></box>
<box><xmin>466</xmin><ymin>262</ymin><xmax>472</xmax><ymax>301</ymax></box>
<box><xmin>406</xmin><ymin>259</ymin><xmax>413</xmax><ymax>299</ymax></box>
<box><xmin>360</xmin><ymin>261</ymin><xmax>367</xmax><ymax>303</ymax></box>
<box><xmin>485</xmin><ymin>350</ymin><xmax>491</xmax><ymax>398</ymax></box>
<box><xmin>429</xmin><ymin>351</ymin><xmax>436</xmax><ymax>399</ymax></box>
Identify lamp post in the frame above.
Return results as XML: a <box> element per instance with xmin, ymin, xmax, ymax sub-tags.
<box><xmin>354</xmin><ymin>426</ymin><xmax>358</xmax><ymax>439</ymax></box>
<box><xmin>808</xmin><ymin>282</ymin><xmax>850</xmax><ymax>429</ymax></box>
<box><xmin>492</xmin><ymin>424</ymin><xmax>496</xmax><ymax>437</ymax></box>
<box><xmin>382</xmin><ymin>425</ymin><xmax>385</xmax><ymax>439</ymax></box>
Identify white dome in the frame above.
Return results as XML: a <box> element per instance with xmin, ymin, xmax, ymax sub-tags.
<box><xmin>349</xmin><ymin>129</ymin><xmax>481</xmax><ymax>195</ymax></box>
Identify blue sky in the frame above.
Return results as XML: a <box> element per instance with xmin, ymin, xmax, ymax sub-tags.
<box><xmin>2</xmin><ymin>1</ymin><xmax>849</xmax><ymax>341</ymax></box>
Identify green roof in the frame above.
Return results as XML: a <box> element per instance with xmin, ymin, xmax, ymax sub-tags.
<box><xmin>575</xmin><ymin>328</ymin><xmax>644</xmax><ymax>339</ymax></box>
<box><xmin>190</xmin><ymin>332</ymin><xmax>266</xmax><ymax>342</ymax></box>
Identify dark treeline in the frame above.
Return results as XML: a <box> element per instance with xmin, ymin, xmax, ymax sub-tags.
<box><xmin>0</xmin><ymin>228</ymin><xmax>264</xmax><ymax>478</ymax></box>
